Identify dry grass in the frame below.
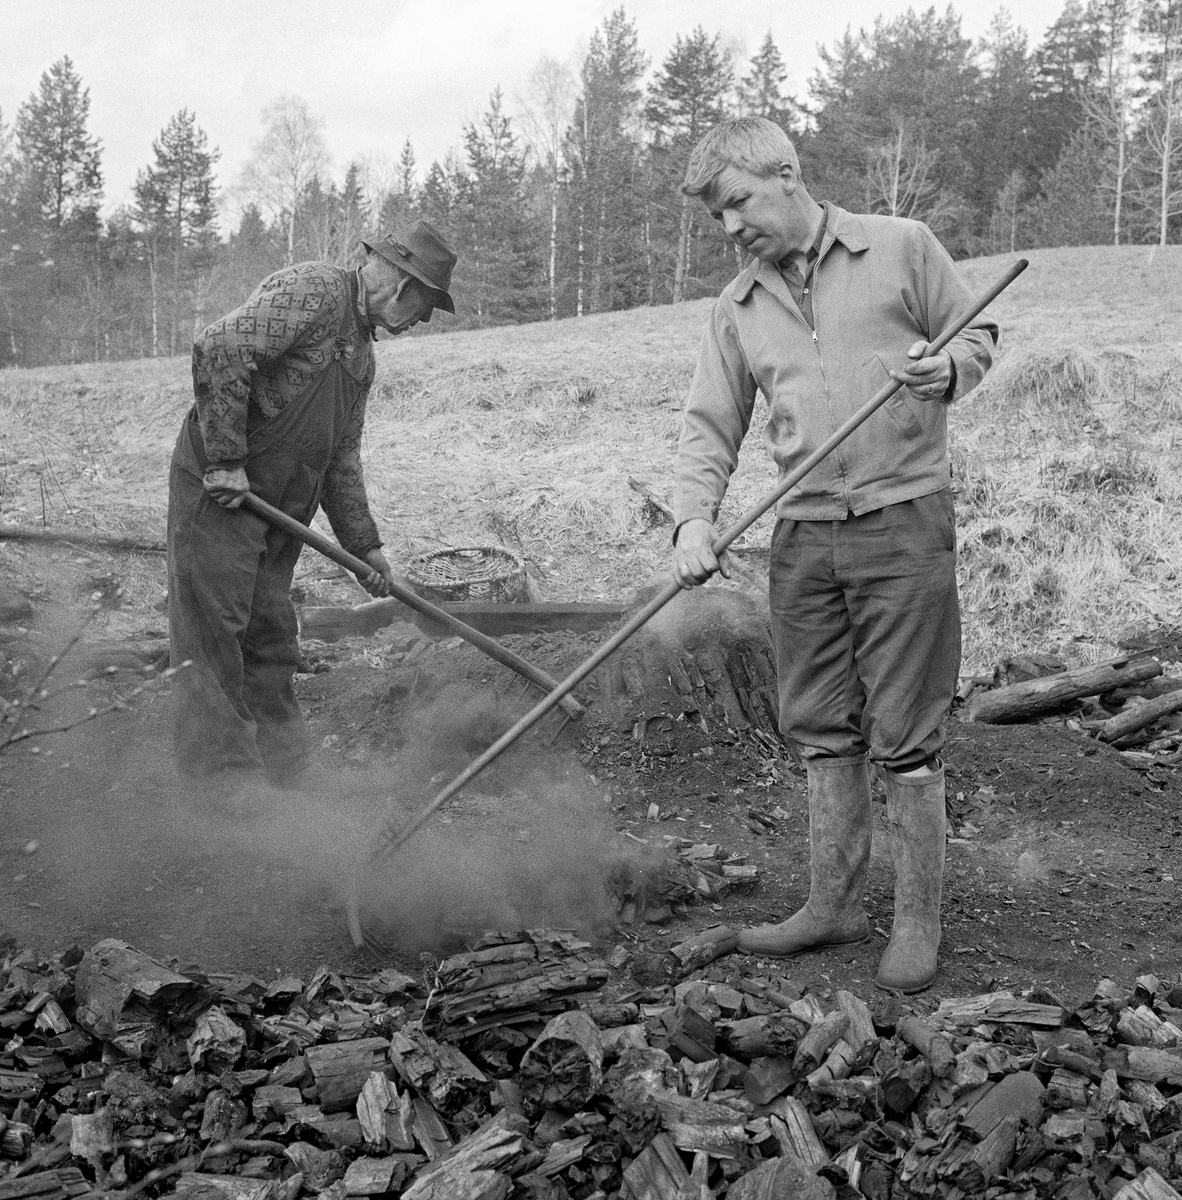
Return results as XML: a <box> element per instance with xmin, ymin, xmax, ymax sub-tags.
<box><xmin>2</xmin><ymin>244</ymin><xmax>1181</xmax><ymax>671</ymax></box>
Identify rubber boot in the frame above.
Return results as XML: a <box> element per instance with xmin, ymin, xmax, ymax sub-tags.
<box><xmin>737</xmin><ymin>755</ymin><xmax>872</xmax><ymax>956</ymax></box>
<box><xmin>875</xmin><ymin>765</ymin><xmax>947</xmax><ymax>993</ymax></box>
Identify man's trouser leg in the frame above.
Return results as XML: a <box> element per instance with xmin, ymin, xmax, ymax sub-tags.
<box><xmin>751</xmin><ymin>493</ymin><xmax>960</xmax><ymax>980</ymax></box>
<box><xmin>241</xmin><ymin>535</ymin><xmax>308</xmax><ymax>787</ymax></box>
<box><xmin>168</xmin><ymin>462</ymin><xmax>268</xmax><ymax>782</ymax></box>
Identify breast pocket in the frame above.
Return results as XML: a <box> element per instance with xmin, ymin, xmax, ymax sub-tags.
<box><xmin>862</xmin><ymin>354</ymin><xmax>921</xmax><ymax>436</ymax></box>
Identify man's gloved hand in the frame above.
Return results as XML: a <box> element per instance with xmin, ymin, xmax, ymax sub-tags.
<box><xmin>890</xmin><ymin>340</ymin><xmax>955</xmax><ymax>402</ymax></box>
<box><xmin>358</xmin><ymin>548</ymin><xmax>396</xmax><ymax>597</ymax></box>
<box><xmin>672</xmin><ymin>518</ymin><xmax>732</xmax><ymax>590</ymax></box>
<box><xmin>203</xmin><ymin>465</ymin><xmax>251</xmax><ymax>508</ymax></box>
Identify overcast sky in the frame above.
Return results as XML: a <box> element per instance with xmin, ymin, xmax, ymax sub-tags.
<box><xmin>2</xmin><ymin>0</ymin><xmax>1069</xmax><ymax>221</ymax></box>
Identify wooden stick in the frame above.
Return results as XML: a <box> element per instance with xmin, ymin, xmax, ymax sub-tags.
<box><xmin>0</xmin><ymin>523</ymin><xmax>167</xmax><ymax>553</ymax></box>
<box><xmin>347</xmin><ymin>259</ymin><xmax>1028</xmax><ymax>947</ymax></box>
<box><xmin>238</xmin><ymin>493</ymin><xmax>584</xmax><ymax>720</ymax></box>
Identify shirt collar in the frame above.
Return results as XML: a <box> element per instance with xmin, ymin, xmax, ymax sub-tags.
<box><xmin>354</xmin><ymin>266</ymin><xmax>377</xmax><ymax>341</ymax></box>
<box><xmin>731</xmin><ymin>203</ymin><xmax>870</xmax><ymax>302</ymax></box>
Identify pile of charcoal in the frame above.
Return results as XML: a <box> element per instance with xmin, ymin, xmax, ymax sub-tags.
<box><xmin>1</xmin><ymin>932</ymin><xmax>1181</xmax><ymax>1200</ymax></box>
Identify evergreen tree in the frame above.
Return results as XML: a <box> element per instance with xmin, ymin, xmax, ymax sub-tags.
<box><xmin>14</xmin><ymin>56</ymin><xmax>102</xmax><ymax>226</ymax></box>
<box><xmin>566</xmin><ymin>8</ymin><xmax>649</xmax><ymax>315</ymax></box>
<box><xmin>9</xmin><ymin>57</ymin><xmax>104</xmax><ymax>364</ymax></box>
<box><xmin>455</xmin><ymin>90</ymin><xmax>544</xmax><ymax>324</ymax></box>
<box><xmin>377</xmin><ymin>138</ymin><xmax>419</xmax><ymax>233</ymax></box>
<box><xmin>133</xmin><ymin>109</ymin><xmax>218</xmax><ymax>355</ymax></box>
<box><xmin>806</xmin><ymin>9</ymin><xmax>977</xmax><ymax>251</ymax></box>
<box><xmin>646</xmin><ymin>27</ymin><xmax>734</xmax><ymax>302</ymax></box>
<box><xmin>740</xmin><ymin>33</ymin><xmax>800</xmax><ymax>131</ymax></box>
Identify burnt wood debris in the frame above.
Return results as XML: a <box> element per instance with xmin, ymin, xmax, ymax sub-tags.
<box><xmin>1</xmin><ymin>935</ymin><xmax>1181</xmax><ymax>1200</ymax></box>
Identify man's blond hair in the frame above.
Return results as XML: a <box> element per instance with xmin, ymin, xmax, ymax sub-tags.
<box><xmin>683</xmin><ymin>116</ymin><xmax>800</xmax><ymax>202</ymax></box>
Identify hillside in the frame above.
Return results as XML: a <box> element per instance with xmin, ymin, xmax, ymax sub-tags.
<box><xmin>2</xmin><ymin>243</ymin><xmax>1181</xmax><ymax>671</ymax></box>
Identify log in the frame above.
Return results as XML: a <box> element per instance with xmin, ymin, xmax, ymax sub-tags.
<box><xmin>897</xmin><ymin>1014</ymin><xmax>955</xmax><ymax>1078</ymax></box>
<box><xmin>305</xmin><ymin>1037</ymin><xmax>389</xmax><ymax>1113</ymax></box>
<box><xmin>962</xmin><ymin>654</ymin><xmax>1162</xmax><ymax>724</ymax></box>
<box><xmin>666</xmin><ymin>926</ymin><xmax>738</xmax><ymax>978</ymax></box>
<box><xmin>1117</xmin><ymin>1005</ymin><xmax>1182</xmax><ymax>1048</ymax></box>
<box><xmin>1099</xmin><ymin>688</ymin><xmax>1182</xmax><ymax>742</ymax></box>
<box><xmin>519</xmin><ymin>1011</ymin><xmax>604</xmax><ymax>1113</ymax></box>
<box><xmin>300</xmin><ymin>598</ymin><xmax>631</xmax><ymax>642</ymax></box>
<box><xmin>72</xmin><ymin>939</ymin><xmax>198</xmax><ymax>1041</ymax></box>
<box><xmin>1114</xmin><ymin>1046</ymin><xmax>1182</xmax><ymax>1085</ymax></box>
<box><xmin>1045</xmin><ymin>1067</ymin><xmax>1090</xmax><ymax>1110</ymax></box>
<box><xmin>717</xmin><ymin>1012</ymin><xmax>809</xmax><ymax>1061</ymax></box>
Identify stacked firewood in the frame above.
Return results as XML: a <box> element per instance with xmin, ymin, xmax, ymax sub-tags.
<box><xmin>961</xmin><ymin>651</ymin><xmax>1182</xmax><ymax>756</ymax></box>
<box><xmin>1</xmin><ymin>936</ymin><xmax>1181</xmax><ymax>1200</ymax></box>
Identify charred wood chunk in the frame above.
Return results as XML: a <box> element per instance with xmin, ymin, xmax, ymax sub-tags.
<box><xmin>389</xmin><ymin>1030</ymin><xmax>488</xmax><ymax>1115</ymax></box>
<box><xmin>620</xmin><ymin>1132</ymin><xmax>689</xmax><ymax>1199</ymax></box>
<box><xmin>717</xmin><ymin>1012</ymin><xmax>809</xmax><ymax>1061</ymax></box>
<box><xmin>896</xmin><ymin>1014</ymin><xmax>956</xmax><ymax>1078</ymax></box>
<box><xmin>881</xmin><ymin>1056</ymin><xmax>932</xmax><ymax>1116</ymax></box>
<box><xmin>962</xmin><ymin>1070</ymin><xmax>1046</xmax><ymax>1140</ymax></box>
<box><xmin>519</xmin><ymin>1011</ymin><xmax>604</xmax><ymax>1114</ymax></box>
<box><xmin>793</xmin><ymin>1010</ymin><xmax>849</xmax><ymax>1075</ymax></box>
<box><xmin>305</xmin><ymin>1037</ymin><xmax>390</xmax><ymax>1114</ymax></box>
<box><xmin>401</xmin><ymin>1111</ymin><xmax>530</xmax><ymax>1200</ymax></box>
<box><xmin>647</xmin><ymin>1004</ymin><xmax>717</xmax><ymax>1064</ymax></box>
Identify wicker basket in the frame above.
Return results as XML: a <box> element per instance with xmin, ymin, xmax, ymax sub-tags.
<box><xmin>406</xmin><ymin>544</ymin><xmax>527</xmax><ymax>603</ymax></box>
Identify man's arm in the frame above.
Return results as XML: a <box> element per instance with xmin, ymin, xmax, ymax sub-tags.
<box><xmin>910</xmin><ymin>223</ymin><xmax>998</xmax><ymax>403</ymax></box>
<box><xmin>320</xmin><ymin>392</ymin><xmax>392</xmax><ymax>597</ymax></box>
<box><xmin>671</xmin><ymin>302</ymin><xmax>758</xmax><ymax>587</ymax></box>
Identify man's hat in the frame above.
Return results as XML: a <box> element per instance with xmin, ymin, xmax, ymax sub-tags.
<box><xmin>363</xmin><ymin>220</ymin><xmax>457</xmax><ymax>314</ymax></box>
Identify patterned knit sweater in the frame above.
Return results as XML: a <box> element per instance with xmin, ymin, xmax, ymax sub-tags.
<box><xmin>191</xmin><ymin>262</ymin><xmax>382</xmax><ymax>556</ymax></box>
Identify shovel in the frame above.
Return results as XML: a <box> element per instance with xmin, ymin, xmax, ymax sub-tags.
<box><xmin>347</xmin><ymin>259</ymin><xmax>1028</xmax><ymax>949</ymax></box>
<box><xmin>238</xmin><ymin>492</ymin><xmax>585</xmax><ymax>720</ymax></box>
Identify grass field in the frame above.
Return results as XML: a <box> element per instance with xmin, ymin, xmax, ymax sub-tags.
<box><xmin>2</xmin><ymin>243</ymin><xmax>1181</xmax><ymax>673</ymax></box>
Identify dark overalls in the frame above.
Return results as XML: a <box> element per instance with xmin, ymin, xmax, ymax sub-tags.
<box><xmin>167</xmin><ymin>320</ymin><xmax>374</xmax><ymax>786</ymax></box>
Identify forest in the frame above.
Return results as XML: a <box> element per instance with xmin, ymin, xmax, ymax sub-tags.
<box><xmin>0</xmin><ymin>0</ymin><xmax>1179</xmax><ymax>368</ymax></box>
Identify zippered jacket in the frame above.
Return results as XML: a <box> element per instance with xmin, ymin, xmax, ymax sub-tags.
<box><xmin>672</xmin><ymin>206</ymin><xmax>998</xmax><ymax>530</ymax></box>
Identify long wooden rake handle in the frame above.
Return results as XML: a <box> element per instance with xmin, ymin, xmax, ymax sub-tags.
<box><xmin>347</xmin><ymin>258</ymin><xmax>1027</xmax><ymax>948</ymax></box>
<box><xmin>238</xmin><ymin>492</ymin><xmax>585</xmax><ymax>719</ymax></box>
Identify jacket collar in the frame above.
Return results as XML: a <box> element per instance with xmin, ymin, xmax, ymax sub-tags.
<box><xmin>730</xmin><ymin>204</ymin><xmax>871</xmax><ymax>303</ymax></box>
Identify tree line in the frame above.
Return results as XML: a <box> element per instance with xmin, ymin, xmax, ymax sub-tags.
<box><xmin>1</xmin><ymin>1</ymin><xmax>1179</xmax><ymax>369</ymax></box>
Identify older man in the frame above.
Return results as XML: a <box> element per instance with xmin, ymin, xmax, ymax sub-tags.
<box><xmin>671</xmin><ymin>118</ymin><xmax>997</xmax><ymax>993</ymax></box>
<box><xmin>167</xmin><ymin>220</ymin><xmax>457</xmax><ymax>801</ymax></box>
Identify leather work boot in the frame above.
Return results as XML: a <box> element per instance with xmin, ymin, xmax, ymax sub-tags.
<box><xmin>875</xmin><ymin>765</ymin><xmax>947</xmax><ymax>993</ymax></box>
<box><xmin>738</xmin><ymin>755</ymin><xmax>872</xmax><ymax>956</ymax></box>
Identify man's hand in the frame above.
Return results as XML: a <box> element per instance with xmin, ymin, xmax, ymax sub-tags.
<box><xmin>889</xmin><ymin>340</ymin><xmax>954</xmax><ymax>402</ymax></box>
<box><xmin>203</xmin><ymin>466</ymin><xmax>251</xmax><ymax>508</ymax></box>
<box><xmin>357</xmin><ymin>548</ymin><xmax>396</xmax><ymax>597</ymax></box>
<box><xmin>673</xmin><ymin>518</ymin><xmax>732</xmax><ymax>590</ymax></box>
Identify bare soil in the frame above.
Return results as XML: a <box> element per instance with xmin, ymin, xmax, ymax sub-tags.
<box><xmin>3</xmin><ymin>606</ymin><xmax>1179</xmax><ymax>1011</ymax></box>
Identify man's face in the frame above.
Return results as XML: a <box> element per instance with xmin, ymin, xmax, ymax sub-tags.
<box><xmin>366</xmin><ymin>261</ymin><xmax>436</xmax><ymax>335</ymax></box>
<box><xmin>706</xmin><ymin>164</ymin><xmax>801</xmax><ymax>263</ymax></box>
